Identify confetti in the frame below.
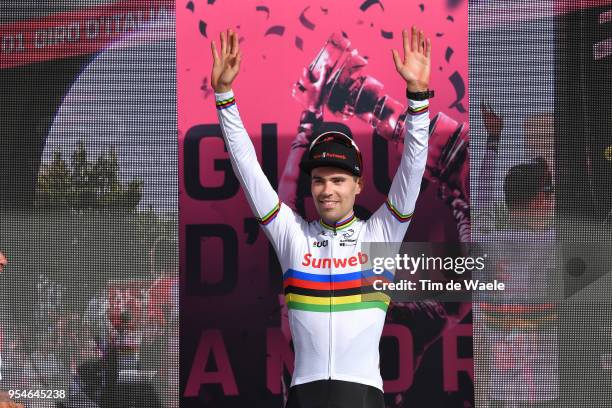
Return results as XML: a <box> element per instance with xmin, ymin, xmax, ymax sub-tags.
<box><xmin>342</xmin><ymin>31</ymin><xmax>349</xmax><ymax>38</ymax></box>
<box><xmin>381</xmin><ymin>29</ymin><xmax>393</xmax><ymax>39</ymax></box>
<box><xmin>201</xmin><ymin>77</ymin><xmax>213</xmax><ymax>99</ymax></box>
<box><xmin>186</xmin><ymin>1</ymin><xmax>194</xmax><ymax>12</ymax></box>
<box><xmin>447</xmin><ymin>15</ymin><xmax>455</xmax><ymax>22</ymax></box>
<box><xmin>199</xmin><ymin>20</ymin><xmax>207</xmax><ymax>38</ymax></box>
<box><xmin>265</xmin><ymin>26</ymin><xmax>285</xmax><ymax>36</ymax></box>
<box><xmin>419</xmin><ymin>4</ymin><xmax>424</xmax><ymax>12</ymax></box>
<box><xmin>208</xmin><ymin>0</ymin><xmax>216</xmax><ymax>4</ymax></box>
<box><xmin>449</xmin><ymin>71</ymin><xmax>466</xmax><ymax>113</ymax></box>
<box><xmin>360</xmin><ymin>0</ymin><xmax>384</xmax><ymax>12</ymax></box>
<box><xmin>436</xmin><ymin>32</ymin><xmax>444</xmax><ymax>37</ymax></box>
<box><xmin>299</xmin><ymin>6</ymin><xmax>316</xmax><ymax>30</ymax></box>
<box><xmin>445</xmin><ymin>47</ymin><xmax>454</xmax><ymax>62</ymax></box>
<box><xmin>255</xmin><ymin>5</ymin><xmax>270</xmax><ymax>19</ymax></box>
<box><xmin>295</xmin><ymin>36</ymin><xmax>304</xmax><ymax>50</ymax></box>
<box><xmin>321</xmin><ymin>7</ymin><xmax>329</xmax><ymax>14</ymax></box>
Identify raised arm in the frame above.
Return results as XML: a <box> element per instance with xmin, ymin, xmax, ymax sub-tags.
<box><xmin>473</xmin><ymin>100</ymin><xmax>503</xmax><ymax>236</ymax></box>
<box><xmin>211</xmin><ymin>29</ymin><xmax>306</xmax><ymax>258</ymax></box>
<box><xmin>366</xmin><ymin>27</ymin><xmax>431</xmax><ymax>242</ymax></box>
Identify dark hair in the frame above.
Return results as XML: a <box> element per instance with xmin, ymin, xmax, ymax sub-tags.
<box><xmin>503</xmin><ymin>158</ymin><xmax>552</xmax><ymax>211</ymax></box>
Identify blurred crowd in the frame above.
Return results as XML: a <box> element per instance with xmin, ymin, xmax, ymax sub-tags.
<box><xmin>0</xmin><ymin>239</ymin><xmax>178</xmax><ymax>408</ymax></box>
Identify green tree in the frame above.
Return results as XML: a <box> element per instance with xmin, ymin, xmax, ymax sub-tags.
<box><xmin>36</xmin><ymin>142</ymin><xmax>143</xmax><ymax>213</ymax></box>
<box><xmin>37</xmin><ymin>150</ymin><xmax>72</xmax><ymax>210</ymax></box>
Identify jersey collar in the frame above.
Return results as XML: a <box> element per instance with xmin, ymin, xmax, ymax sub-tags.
<box><xmin>319</xmin><ymin>212</ymin><xmax>357</xmax><ymax>232</ymax></box>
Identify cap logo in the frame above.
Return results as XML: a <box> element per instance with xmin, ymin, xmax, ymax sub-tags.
<box><xmin>314</xmin><ymin>152</ymin><xmax>347</xmax><ymax>160</ymax></box>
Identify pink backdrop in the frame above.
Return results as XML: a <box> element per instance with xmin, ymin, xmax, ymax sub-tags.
<box><xmin>178</xmin><ymin>0</ymin><xmax>469</xmax><ymax>405</ymax></box>
<box><xmin>179</xmin><ymin>0</ymin><xmax>467</xmax><ymax>247</ymax></box>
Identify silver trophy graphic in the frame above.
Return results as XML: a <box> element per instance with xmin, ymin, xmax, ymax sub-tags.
<box><xmin>292</xmin><ymin>33</ymin><xmax>469</xmax><ymax>200</ymax></box>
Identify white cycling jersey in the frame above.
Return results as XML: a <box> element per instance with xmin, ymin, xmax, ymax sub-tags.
<box><xmin>215</xmin><ymin>90</ymin><xmax>429</xmax><ymax>391</ymax></box>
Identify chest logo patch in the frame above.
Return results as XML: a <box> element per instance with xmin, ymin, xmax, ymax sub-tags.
<box><xmin>302</xmin><ymin>252</ymin><xmax>369</xmax><ymax>268</ymax></box>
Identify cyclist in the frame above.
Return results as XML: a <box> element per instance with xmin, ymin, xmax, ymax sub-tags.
<box><xmin>210</xmin><ymin>26</ymin><xmax>432</xmax><ymax>408</ymax></box>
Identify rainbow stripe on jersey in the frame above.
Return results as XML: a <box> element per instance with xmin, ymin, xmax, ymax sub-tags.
<box><xmin>385</xmin><ymin>199</ymin><xmax>413</xmax><ymax>222</ymax></box>
<box><xmin>319</xmin><ymin>213</ymin><xmax>357</xmax><ymax>231</ymax></box>
<box><xmin>408</xmin><ymin>103</ymin><xmax>429</xmax><ymax>115</ymax></box>
<box><xmin>216</xmin><ymin>96</ymin><xmax>236</xmax><ymax>110</ymax></box>
<box><xmin>283</xmin><ymin>269</ymin><xmax>393</xmax><ymax>312</ymax></box>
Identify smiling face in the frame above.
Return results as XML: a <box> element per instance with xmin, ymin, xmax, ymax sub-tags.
<box><xmin>311</xmin><ymin>167</ymin><xmax>363</xmax><ymax>224</ymax></box>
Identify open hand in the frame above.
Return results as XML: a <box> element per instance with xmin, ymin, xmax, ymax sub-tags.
<box><xmin>211</xmin><ymin>29</ymin><xmax>241</xmax><ymax>93</ymax></box>
<box><xmin>392</xmin><ymin>26</ymin><xmax>431</xmax><ymax>92</ymax></box>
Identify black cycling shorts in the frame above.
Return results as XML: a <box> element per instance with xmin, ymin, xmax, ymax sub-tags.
<box><xmin>285</xmin><ymin>379</ymin><xmax>384</xmax><ymax>408</ymax></box>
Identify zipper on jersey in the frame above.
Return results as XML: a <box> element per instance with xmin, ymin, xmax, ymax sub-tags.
<box><xmin>328</xmin><ymin>228</ymin><xmax>334</xmax><ymax>379</ymax></box>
